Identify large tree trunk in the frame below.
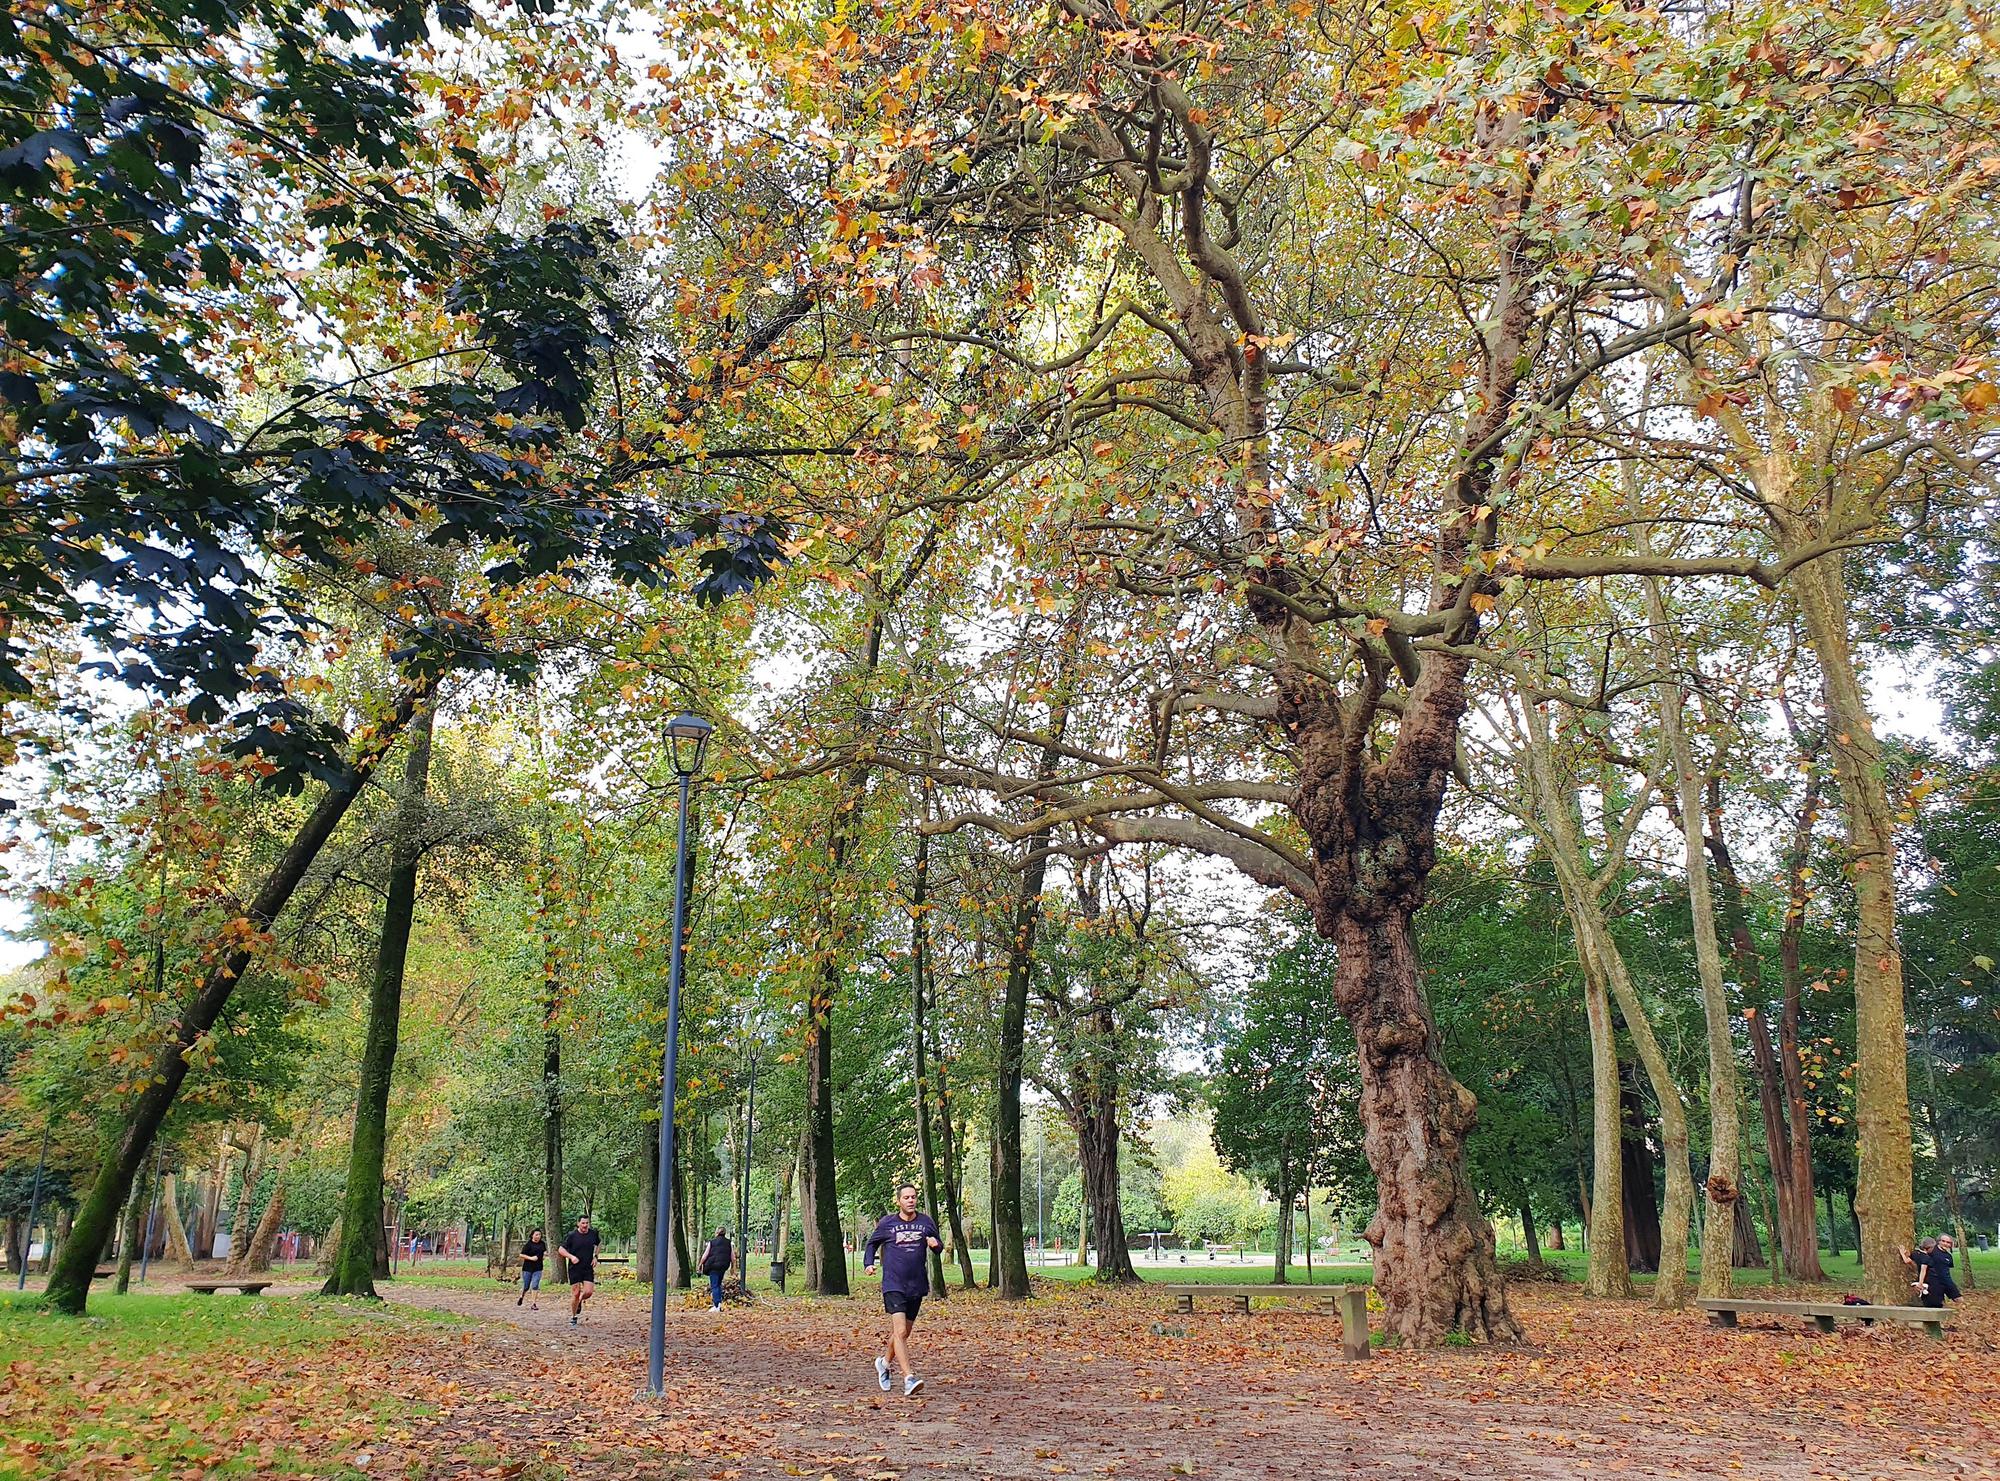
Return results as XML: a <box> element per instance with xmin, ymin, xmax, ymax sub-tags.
<box><xmin>796</xmin><ymin>1129</ymin><xmax>820</xmax><ymax>1291</ymax></box>
<box><xmin>1273</xmin><ymin>1157</ymin><xmax>1294</xmax><ymax>1283</ymax></box>
<box><xmin>1788</xmin><ymin>553</ymin><xmax>1913</xmax><ymax>1305</ymax></box>
<box><xmin>1601</xmin><ymin>943</ymin><xmax>1695</xmax><ymax>1307</ymax></box>
<box><xmin>1076</xmin><ymin>1097</ymin><xmax>1138</xmax><ymax>1284</ymax></box>
<box><xmin>1730</xmin><ymin>1180</ymin><xmax>1765</xmax><ymax>1268</ymax></box>
<box><xmin>803</xmin><ymin>978</ymin><xmax>847</xmax><ymax>1293</ymax></box>
<box><xmin>44</xmin><ymin>682</ymin><xmax>428</xmax><ymax>1314</ymax></box>
<box><xmin>1520</xmin><ymin>1204</ymin><xmax>1543</xmax><ymax>1267</ymax></box>
<box><xmin>325</xmin><ymin>708</ymin><xmax>434</xmax><ymax>1298</ymax></box>
<box><xmin>1328</xmin><ymin>907</ymin><xmax>1520</xmax><ymax>1342</ymax></box>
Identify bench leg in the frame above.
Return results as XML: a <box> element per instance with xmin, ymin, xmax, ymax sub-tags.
<box><xmin>191</xmin><ymin>1288</ymin><xmax>216</xmax><ymax>1296</ymax></box>
<box><xmin>1231</xmin><ymin>1294</ymin><xmax>1250</xmax><ymax>1315</ymax></box>
<box><xmin>1708</xmin><ymin>1309</ymin><xmax>1738</xmax><ymax>1328</ymax></box>
<box><xmin>1339</xmin><ymin>1287</ymin><xmax>1370</xmax><ymax>1361</ymax></box>
<box><xmin>1174</xmin><ymin>1294</ymin><xmax>1192</xmax><ymax>1315</ymax></box>
<box><xmin>1812</xmin><ymin>1314</ymin><xmax>1836</xmax><ymax>1334</ymax></box>
<box><xmin>1925</xmin><ymin>1321</ymin><xmax>1944</xmax><ymax>1341</ymax></box>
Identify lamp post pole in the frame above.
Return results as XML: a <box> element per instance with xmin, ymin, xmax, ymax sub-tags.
<box><xmin>648</xmin><ymin>713</ymin><xmax>709</xmax><ymax>1398</ymax></box>
<box><xmin>15</xmin><ymin>1123</ymin><xmax>50</xmax><ymax>1291</ymax></box>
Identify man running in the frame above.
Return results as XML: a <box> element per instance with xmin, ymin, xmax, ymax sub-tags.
<box><xmin>557</xmin><ymin>1215</ymin><xmax>601</xmax><ymax>1327</ymax></box>
<box><xmin>863</xmin><ymin>1182</ymin><xmax>941</xmax><ymax>1396</ymax></box>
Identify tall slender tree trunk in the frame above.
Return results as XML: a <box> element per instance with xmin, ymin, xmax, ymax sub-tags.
<box><xmin>162</xmin><ymin>1173</ymin><xmax>192</xmax><ymax>1263</ymax></box>
<box><xmin>1575</xmin><ymin>932</ymin><xmax>1633</xmax><ymax>1297</ymax></box>
<box><xmin>930</xmin><ymin>1051</ymin><xmax>976</xmax><ymax>1290</ymax></box>
<box><xmin>909</xmin><ymin>824</ymin><xmax>949</xmax><ymax>1298</ymax></box>
<box><xmin>667</xmin><ymin>1143</ymin><xmax>692</xmax><ymax>1288</ymax></box>
<box><xmin>636</xmin><ymin>1119</ymin><xmax>657</xmax><ymax>1284</ymax></box>
<box><xmin>1521</xmin><ymin>1204</ymin><xmax>1543</xmax><ymax>1267</ymax></box>
<box><xmin>1273</xmin><ymin>1154</ymin><xmax>1294</xmax><ymax>1283</ymax></box>
<box><xmin>537</xmin><ymin>809</ymin><xmax>567</xmax><ymax>1287</ymax></box>
<box><xmin>44</xmin><ymin>681</ymin><xmax>429</xmax><ymax>1314</ymax></box>
<box><xmin>991</xmin><ymin>836</ymin><xmax>1050</xmax><ymax>1301</ymax></box>
<box><xmin>796</xmin><ymin>1129</ymin><xmax>820</xmax><ymax>1291</ymax></box>
<box><xmin>113</xmin><ymin>1169</ymin><xmax>146</xmax><ymax>1294</ymax></box>
<box><xmin>1644</xmin><ymin>579</ymin><xmax>1739</xmax><ymax>1301</ymax></box>
<box><xmin>325</xmin><ymin>708</ymin><xmax>435</xmax><ymax>1298</ymax></box>
<box><xmin>1788</xmin><ymin>552</ymin><xmax>1913</xmax><ymax>1304</ymax></box>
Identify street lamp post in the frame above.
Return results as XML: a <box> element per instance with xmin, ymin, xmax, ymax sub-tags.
<box><xmin>648</xmin><ymin>712</ymin><xmax>711</xmax><ymax>1398</ymax></box>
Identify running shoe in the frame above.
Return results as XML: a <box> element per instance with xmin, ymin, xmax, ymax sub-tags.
<box><xmin>903</xmin><ymin>1374</ymin><xmax>923</xmax><ymax>1396</ymax></box>
<box><xmin>875</xmin><ymin>1357</ymin><xmax>892</xmax><ymax>1391</ymax></box>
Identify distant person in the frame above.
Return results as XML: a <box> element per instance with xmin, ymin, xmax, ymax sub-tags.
<box><xmin>699</xmin><ymin>1227</ymin><xmax>734</xmax><ymax>1312</ymax></box>
<box><xmin>518</xmin><ymin>1228</ymin><xmax>546</xmax><ymax>1310</ymax></box>
<box><xmin>863</xmin><ymin>1182</ymin><xmax>942</xmax><ymax>1396</ymax></box>
<box><xmin>558</xmin><ymin>1215</ymin><xmax>601</xmax><ymax>1327</ymax></box>
<box><xmin>1900</xmin><ymin>1235</ymin><xmax>1962</xmax><ymax>1308</ymax></box>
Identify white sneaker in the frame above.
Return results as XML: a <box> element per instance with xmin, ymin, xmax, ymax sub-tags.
<box><xmin>903</xmin><ymin>1374</ymin><xmax>923</xmax><ymax>1396</ymax></box>
<box><xmin>875</xmin><ymin>1357</ymin><xmax>892</xmax><ymax>1391</ymax></box>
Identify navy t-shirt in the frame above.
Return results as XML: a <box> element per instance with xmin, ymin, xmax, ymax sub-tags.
<box><xmin>864</xmin><ymin>1213</ymin><xmax>939</xmax><ymax>1298</ymax></box>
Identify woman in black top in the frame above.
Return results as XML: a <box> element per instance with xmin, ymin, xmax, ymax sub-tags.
<box><xmin>518</xmin><ymin>1229</ymin><xmax>546</xmax><ymax>1309</ymax></box>
<box><xmin>699</xmin><ymin>1227</ymin><xmax>733</xmax><ymax>1312</ymax></box>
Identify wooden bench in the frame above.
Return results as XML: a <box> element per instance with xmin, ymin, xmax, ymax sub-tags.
<box><xmin>1164</xmin><ymin>1284</ymin><xmax>1370</xmax><ymax>1360</ymax></box>
<box><xmin>1698</xmin><ymin>1298</ymin><xmax>1950</xmax><ymax>1340</ymax></box>
<box><xmin>184</xmin><ymin>1280</ymin><xmax>274</xmax><ymax>1296</ymax></box>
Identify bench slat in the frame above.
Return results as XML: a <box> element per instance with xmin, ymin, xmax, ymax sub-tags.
<box><xmin>1697</xmin><ymin>1298</ymin><xmax>1945</xmax><ymax>1321</ymax></box>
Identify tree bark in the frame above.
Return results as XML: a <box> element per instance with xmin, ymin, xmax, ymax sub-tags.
<box><xmin>44</xmin><ymin>682</ymin><xmax>429</xmax><ymax>1314</ymax></box>
<box><xmin>667</xmin><ymin>1141</ymin><xmax>692</xmax><ymax>1288</ymax></box>
<box><xmin>1730</xmin><ymin>1179</ymin><xmax>1765</xmax><ymax>1268</ymax></box>
<box><xmin>1789</xmin><ymin>553</ymin><xmax>1914</xmax><ymax>1304</ymax></box>
<box><xmin>796</xmin><ymin>1128</ymin><xmax>820</xmax><ymax>1291</ymax></box>
<box><xmin>1521</xmin><ymin>1204</ymin><xmax>1543</xmax><ymax>1267</ymax></box>
<box><xmin>324</xmin><ymin>707</ymin><xmax>434</xmax><ymax>1298</ymax></box>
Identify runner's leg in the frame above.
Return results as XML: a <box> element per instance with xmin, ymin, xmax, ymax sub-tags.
<box><xmin>889</xmin><ymin>1312</ymin><xmax>913</xmax><ymax>1378</ymax></box>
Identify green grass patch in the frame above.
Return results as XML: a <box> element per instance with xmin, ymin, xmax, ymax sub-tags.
<box><xmin>0</xmin><ymin>1292</ymin><xmax>464</xmax><ymax>1479</ymax></box>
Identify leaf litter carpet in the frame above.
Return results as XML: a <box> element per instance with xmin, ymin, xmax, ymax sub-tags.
<box><xmin>367</xmin><ymin>1279</ymin><xmax>1997</xmax><ymax>1480</ymax></box>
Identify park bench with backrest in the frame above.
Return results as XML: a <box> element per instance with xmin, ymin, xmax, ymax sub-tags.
<box><xmin>1697</xmin><ymin>1297</ymin><xmax>1950</xmax><ymax>1339</ymax></box>
<box><xmin>184</xmin><ymin>1279</ymin><xmax>274</xmax><ymax>1296</ymax></box>
<box><xmin>1163</xmin><ymin>1284</ymin><xmax>1370</xmax><ymax>1360</ymax></box>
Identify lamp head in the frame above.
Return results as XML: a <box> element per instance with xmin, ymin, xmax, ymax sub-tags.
<box><xmin>666</xmin><ymin>712</ymin><xmax>713</xmax><ymax>777</ymax></box>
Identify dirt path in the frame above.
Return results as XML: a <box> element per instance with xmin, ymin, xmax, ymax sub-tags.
<box><xmin>355</xmin><ymin>1279</ymin><xmax>1996</xmax><ymax>1480</ymax></box>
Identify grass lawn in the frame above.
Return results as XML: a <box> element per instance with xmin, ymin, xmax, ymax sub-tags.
<box><xmin>0</xmin><ymin>1292</ymin><xmax>464</xmax><ymax>1480</ymax></box>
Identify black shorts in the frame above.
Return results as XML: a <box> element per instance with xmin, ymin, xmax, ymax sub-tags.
<box><xmin>883</xmin><ymin>1290</ymin><xmax>924</xmax><ymax>1323</ymax></box>
<box><xmin>571</xmin><ymin>1268</ymin><xmax>596</xmax><ymax>1286</ymax></box>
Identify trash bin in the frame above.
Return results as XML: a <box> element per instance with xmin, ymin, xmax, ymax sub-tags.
<box><xmin>769</xmin><ymin>1259</ymin><xmax>787</xmax><ymax>1292</ymax></box>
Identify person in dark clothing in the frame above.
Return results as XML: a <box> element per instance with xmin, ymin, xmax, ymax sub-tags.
<box><xmin>1900</xmin><ymin>1235</ymin><xmax>1963</xmax><ymax>1308</ymax></box>
<box><xmin>558</xmin><ymin>1216</ymin><xmax>601</xmax><ymax>1327</ymax></box>
<box><xmin>699</xmin><ymin>1227</ymin><xmax>733</xmax><ymax>1312</ymax></box>
<box><xmin>518</xmin><ymin>1229</ymin><xmax>546</xmax><ymax>1309</ymax></box>
<box><xmin>863</xmin><ymin>1183</ymin><xmax>942</xmax><ymax>1396</ymax></box>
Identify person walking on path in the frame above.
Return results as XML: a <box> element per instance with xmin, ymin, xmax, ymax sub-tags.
<box><xmin>699</xmin><ymin>1227</ymin><xmax>733</xmax><ymax>1312</ymax></box>
<box><xmin>1900</xmin><ymin>1234</ymin><xmax>1963</xmax><ymax>1308</ymax></box>
<box><xmin>557</xmin><ymin>1215</ymin><xmax>601</xmax><ymax>1327</ymax></box>
<box><xmin>863</xmin><ymin>1183</ymin><xmax>941</xmax><ymax>1396</ymax></box>
<box><xmin>518</xmin><ymin>1228</ymin><xmax>546</xmax><ymax>1309</ymax></box>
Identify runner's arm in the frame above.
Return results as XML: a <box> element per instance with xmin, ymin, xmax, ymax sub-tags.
<box><xmin>862</xmin><ymin>1218</ymin><xmax>890</xmax><ymax>1271</ymax></box>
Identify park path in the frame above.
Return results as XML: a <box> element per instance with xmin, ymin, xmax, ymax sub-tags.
<box><xmin>355</xmin><ymin>1277</ymin><xmax>1997</xmax><ymax>1480</ymax></box>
